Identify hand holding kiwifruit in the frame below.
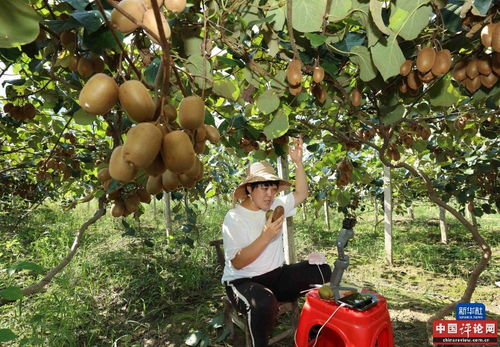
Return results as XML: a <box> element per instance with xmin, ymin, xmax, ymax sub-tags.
<box><xmin>268</xmin><ymin>205</ymin><xmax>284</xmax><ymax>222</ymax></box>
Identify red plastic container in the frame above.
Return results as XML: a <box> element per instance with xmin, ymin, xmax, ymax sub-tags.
<box><xmin>295</xmin><ymin>289</ymin><xmax>394</xmax><ymax>347</ymax></box>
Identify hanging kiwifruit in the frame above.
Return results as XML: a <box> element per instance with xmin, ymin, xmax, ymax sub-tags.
<box><xmin>493</xmin><ymin>53</ymin><xmax>500</xmax><ymax>75</ymax></box>
<box><xmin>477</xmin><ymin>57</ymin><xmax>492</xmax><ymax>76</ymax></box>
<box><xmin>143</xmin><ymin>0</ymin><xmax>164</xmax><ymax>9</ymax></box>
<box><xmin>288</xmin><ymin>84</ymin><xmax>302</xmax><ymax>95</ymax></box>
<box><xmin>416</xmin><ymin>47</ymin><xmax>436</xmax><ymax>73</ymax></box>
<box><xmin>91</xmin><ymin>56</ymin><xmax>105</xmax><ymax>73</ymax></box>
<box><xmin>313</xmin><ymin>66</ymin><xmax>325</xmax><ymax>83</ymax></box>
<box><xmin>144</xmin><ymin>153</ymin><xmax>167</xmax><ymax>176</ymax></box>
<box><xmin>21</xmin><ymin>103</ymin><xmax>36</xmax><ymax>120</ymax></box>
<box><xmin>122</xmin><ymin>123</ymin><xmax>163</xmax><ymax>168</ymax></box>
<box><xmin>184</xmin><ymin>157</ymin><xmax>201</xmax><ymax>179</ymax></box>
<box><xmin>407</xmin><ymin>70</ymin><xmax>422</xmax><ymax>90</ymax></box>
<box><xmin>161</xmin><ymin>130</ymin><xmax>196</xmax><ymax>173</ymax></box>
<box><xmin>162</xmin><ymin>169</ymin><xmax>180</xmax><ymax>191</ymax></box>
<box><xmin>108</xmin><ymin>146</ymin><xmax>137</xmax><ymax>182</ymax></box>
<box><xmin>142</xmin><ymin>9</ymin><xmax>171</xmax><ymax>43</ymax></box>
<box><xmin>491</xmin><ymin>23</ymin><xmax>500</xmax><ymax>53</ymax></box>
<box><xmin>98</xmin><ymin>167</ymin><xmax>111</xmax><ymax>182</ymax></box>
<box><xmin>400</xmin><ymin>59</ymin><xmax>413</xmax><ymax>76</ymax></box>
<box><xmin>466</xmin><ymin>59</ymin><xmax>479</xmax><ymax>79</ymax></box>
<box><xmin>464</xmin><ymin>76</ymin><xmax>481</xmax><ymax>93</ymax></box>
<box><xmin>480</xmin><ymin>73</ymin><xmax>498</xmax><ymax>89</ymax></box>
<box><xmin>119</xmin><ymin>80</ymin><xmax>156</xmax><ymax>122</ymax></box>
<box><xmin>136</xmin><ymin>188</ymin><xmax>151</xmax><ymax>203</ymax></box>
<box><xmin>77</xmin><ymin>57</ymin><xmax>94</xmax><ymax>78</ymax></box>
<box><xmin>431</xmin><ymin>49</ymin><xmax>452</xmax><ymax>76</ymax></box>
<box><xmin>111</xmin><ymin>0</ymin><xmax>146</xmax><ymax>33</ymax></box>
<box><xmin>481</xmin><ymin>23</ymin><xmax>495</xmax><ymax>47</ymax></box>
<box><xmin>194</xmin><ymin>126</ymin><xmax>206</xmax><ymax>142</ymax></box>
<box><xmin>452</xmin><ymin>60</ymin><xmax>467</xmax><ymax>81</ymax></box>
<box><xmin>204</xmin><ymin>124</ymin><xmax>220</xmax><ymax>144</ymax></box>
<box><xmin>146</xmin><ymin>175</ymin><xmax>163</xmax><ymax>195</ymax></box>
<box><xmin>350</xmin><ymin>88</ymin><xmax>361</xmax><ymax>107</ymax></box>
<box><xmin>124</xmin><ymin>194</ymin><xmax>141</xmax><ymax>213</ymax></box>
<box><xmin>68</xmin><ymin>55</ymin><xmax>79</xmax><ymax>71</ymax></box>
<box><xmin>165</xmin><ymin>0</ymin><xmax>186</xmax><ymax>13</ymax></box>
<box><xmin>399</xmin><ymin>80</ymin><xmax>408</xmax><ymax>94</ymax></box>
<box><xmin>194</xmin><ymin>140</ymin><xmax>206</xmax><ymax>154</ymax></box>
<box><xmin>163</xmin><ymin>103</ymin><xmax>177</xmax><ymax>122</ymax></box>
<box><xmin>286</xmin><ymin>59</ymin><xmax>302</xmax><ymax>86</ymax></box>
<box><xmin>111</xmin><ymin>201</ymin><xmax>125</xmax><ymax>217</ymax></box>
<box><xmin>179</xmin><ymin>173</ymin><xmax>196</xmax><ymax>188</ymax></box>
<box><xmin>418</xmin><ymin>70</ymin><xmax>435</xmax><ymax>83</ymax></box>
<box><xmin>178</xmin><ymin>95</ymin><xmax>205</xmax><ymax>130</ymax></box>
<box><xmin>79</xmin><ymin>73</ymin><xmax>119</xmax><ymax>115</ymax></box>
<box><xmin>60</xmin><ymin>31</ymin><xmax>76</xmax><ymax>48</ymax></box>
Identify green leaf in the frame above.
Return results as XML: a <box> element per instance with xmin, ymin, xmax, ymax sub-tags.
<box><xmin>65</xmin><ymin>0</ymin><xmax>89</xmax><ymax>10</ymax></box>
<box><xmin>186</xmin><ymin>54</ymin><xmax>213</xmax><ymax>89</ymax></box>
<box><xmin>183</xmin><ymin>36</ymin><xmax>203</xmax><ymax>57</ymax></box>
<box><xmin>473</xmin><ymin>0</ymin><xmax>493</xmax><ymax>16</ymax></box>
<box><xmin>83</xmin><ymin>27</ymin><xmax>123</xmax><ymax>53</ymax></box>
<box><xmin>268</xmin><ymin>3</ymin><xmax>286</xmax><ymax>31</ymax></box>
<box><xmin>389</xmin><ymin>2</ymin><xmax>432</xmax><ymax>41</ymax></box>
<box><xmin>0</xmin><ymin>286</ymin><xmax>23</xmax><ymax>301</ymax></box>
<box><xmin>370</xmin><ymin>35</ymin><xmax>406</xmax><ymax>81</ymax></box>
<box><xmin>0</xmin><ymin>0</ymin><xmax>40</xmax><ymax>48</ymax></box>
<box><xmin>349</xmin><ymin>46</ymin><xmax>377</xmax><ymax>82</ymax></box>
<box><xmin>381</xmin><ymin>104</ymin><xmax>406</xmax><ymax>124</ymax></box>
<box><xmin>144</xmin><ymin>58</ymin><xmax>161</xmax><ymax>85</ymax></box>
<box><xmin>213</xmin><ymin>80</ymin><xmax>239</xmax><ymax>101</ymax></box>
<box><xmin>292</xmin><ymin>0</ymin><xmax>326</xmax><ymax>33</ymax></box>
<box><xmin>256</xmin><ymin>90</ymin><xmax>280</xmax><ymax>114</ymax></box>
<box><xmin>73</xmin><ymin>108</ymin><xmax>97</xmax><ymax>125</ymax></box>
<box><xmin>305</xmin><ymin>33</ymin><xmax>327</xmax><ymax>47</ymax></box>
<box><xmin>369</xmin><ymin>0</ymin><xmax>393</xmax><ymax>36</ymax></box>
<box><xmin>44</xmin><ymin>18</ymin><xmax>81</xmax><ymax>34</ymax></box>
<box><xmin>71</xmin><ymin>10</ymin><xmax>105</xmax><ymax>34</ymax></box>
<box><xmin>0</xmin><ymin>329</ymin><xmax>17</xmax><ymax>343</ymax></box>
<box><xmin>263</xmin><ymin>110</ymin><xmax>289</xmax><ymax>140</ymax></box>
<box><xmin>7</xmin><ymin>261</ymin><xmax>44</xmax><ymax>275</ymax></box>
<box><xmin>328</xmin><ymin>0</ymin><xmax>352</xmax><ymax>22</ymax></box>
<box><xmin>428</xmin><ymin>75</ymin><xmax>461</xmax><ymax>107</ymax></box>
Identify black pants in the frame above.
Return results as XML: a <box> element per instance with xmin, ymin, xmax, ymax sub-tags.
<box><xmin>224</xmin><ymin>261</ymin><xmax>332</xmax><ymax>347</ymax></box>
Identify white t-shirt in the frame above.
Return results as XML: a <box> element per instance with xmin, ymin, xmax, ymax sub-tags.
<box><xmin>221</xmin><ymin>193</ymin><xmax>296</xmax><ymax>283</ymax></box>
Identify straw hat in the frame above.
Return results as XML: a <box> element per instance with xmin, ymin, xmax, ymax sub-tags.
<box><xmin>233</xmin><ymin>161</ymin><xmax>291</xmax><ymax>201</ymax></box>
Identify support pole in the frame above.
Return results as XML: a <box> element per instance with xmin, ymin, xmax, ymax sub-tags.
<box><xmin>383</xmin><ymin>165</ymin><xmax>393</xmax><ymax>265</ymax></box>
<box><xmin>277</xmin><ymin>156</ymin><xmax>296</xmax><ymax>264</ymax></box>
<box><xmin>439</xmin><ymin>206</ymin><xmax>448</xmax><ymax>244</ymax></box>
<box><xmin>163</xmin><ymin>191</ymin><xmax>172</xmax><ymax>237</ymax></box>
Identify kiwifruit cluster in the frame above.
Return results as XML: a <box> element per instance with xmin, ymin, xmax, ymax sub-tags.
<box><xmin>110</xmin><ymin>0</ymin><xmax>186</xmax><ymax>43</ymax></box>
<box><xmin>99</xmin><ymin>93</ymin><xmax>220</xmax><ymax>217</ymax></box>
<box><xmin>453</xmin><ymin>113</ymin><xmax>476</xmax><ymax>130</ymax></box>
<box><xmin>309</xmin><ymin>64</ymin><xmax>327</xmax><ymax>103</ymax></box>
<box><xmin>286</xmin><ymin>59</ymin><xmax>303</xmax><ymax>95</ymax></box>
<box><xmin>408</xmin><ymin>123</ymin><xmax>432</xmax><ymax>140</ymax></box>
<box><xmin>3</xmin><ymin>102</ymin><xmax>36</xmax><ymax>121</ymax></box>
<box><xmin>386</xmin><ymin>143</ymin><xmax>401</xmax><ymax>161</ymax></box>
<box><xmin>355</xmin><ymin>128</ymin><xmax>376</xmax><ymax>141</ymax></box>
<box><xmin>239</xmin><ymin>137</ymin><xmax>259</xmax><ymax>153</ymax></box>
<box><xmin>36</xmin><ymin>145</ymin><xmax>81</xmax><ymax>182</ymax></box>
<box><xmin>66</xmin><ymin>54</ymin><xmax>105</xmax><ymax>78</ymax></box>
<box><xmin>480</xmin><ymin>22</ymin><xmax>500</xmax><ymax>53</ymax></box>
<box><xmin>399</xmin><ymin>47</ymin><xmax>453</xmax><ymax>94</ymax></box>
<box><xmin>339</xmin><ymin>136</ymin><xmax>362</xmax><ymax>151</ymax></box>
<box><xmin>452</xmin><ymin>53</ymin><xmax>499</xmax><ymax>93</ymax></box>
<box><xmin>350</xmin><ymin>88</ymin><xmax>362</xmax><ymax>107</ymax></box>
<box><xmin>336</xmin><ymin>159</ymin><xmax>353</xmax><ymax>187</ymax></box>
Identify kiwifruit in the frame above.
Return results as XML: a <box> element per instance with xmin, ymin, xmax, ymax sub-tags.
<box><xmin>313</xmin><ymin>66</ymin><xmax>325</xmax><ymax>83</ymax></box>
<box><xmin>350</xmin><ymin>88</ymin><xmax>361</xmax><ymax>107</ymax></box>
<box><xmin>476</xmin><ymin>57</ymin><xmax>492</xmax><ymax>76</ymax></box>
<box><xmin>493</xmin><ymin>53</ymin><xmax>500</xmax><ymax>76</ymax></box>
<box><xmin>286</xmin><ymin>59</ymin><xmax>302</xmax><ymax>86</ymax></box>
<box><xmin>481</xmin><ymin>23</ymin><xmax>495</xmax><ymax>47</ymax></box>
<box><xmin>142</xmin><ymin>9</ymin><xmax>171</xmax><ymax>43</ymax></box>
<box><xmin>111</xmin><ymin>201</ymin><xmax>125</xmax><ymax>217</ymax></box>
<box><xmin>144</xmin><ymin>153</ymin><xmax>167</xmax><ymax>176</ymax></box>
<box><xmin>165</xmin><ymin>0</ymin><xmax>186</xmax><ymax>13</ymax></box>
<box><xmin>136</xmin><ymin>188</ymin><xmax>151</xmax><ymax>203</ymax></box>
<box><xmin>68</xmin><ymin>55</ymin><xmax>79</xmax><ymax>71</ymax></box>
<box><xmin>431</xmin><ymin>49</ymin><xmax>452</xmax><ymax>76</ymax></box>
<box><xmin>22</xmin><ymin>103</ymin><xmax>36</xmax><ymax>119</ymax></box>
<box><xmin>316</xmin><ymin>86</ymin><xmax>327</xmax><ymax>104</ymax></box>
<box><xmin>179</xmin><ymin>173</ymin><xmax>196</xmax><ymax>188</ymax></box>
<box><xmin>407</xmin><ymin>70</ymin><xmax>422</xmax><ymax>90</ymax></box>
<box><xmin>399</xmin><ymin>81</ymin><xmax>408</xmax><ymax>94</ymax></box>
<box><xmin>195</xmin><ymin>126</ymin><xmax>206</xmax><ymax>142</ymax></box>
<box><xmin>400</xmin><ymin>59</ymin><xmax>413</xmax><ymax>76</ymax></box>
<box><xmin>118</xmin><ymin>80</ymin><xmax>156</xmax><ymax>122</ymax></box>
<box><xmin>122</xmin><ymin>123</ymin><xmax>163</xmax><ymax>168</ymax></box>
<box><xmin>161</xmin><ymin>130</ymin><xmax>196</xmax><ymax>173</ymax></box>
<box><xmin>60</xmin><ymin>31</ymin><xmax>76</xmax><ymax>48</ymax></box>
<box><xmin>79</xmin><ymin>73</ymin><xmax>119</xmax><ymax>115</ymax></box>
<box><xmin>178</xmin><ymin>95</ymin><xmax>205</xmax><ymax>130</ymax></box>
<box><xmin>108</xmin><ymin>188</ymin><xmax>121</xmax><ymax>201</ymax></box>
<box><xmin>204</xmin><ymin>124</ymin><xmax>220</xmax><ymax>144</ymax></box>
<box><xmin>91</xmin><ymin>56</ymin><xmax>105</xmax><ymax>73</ymax></box>
<box><xmin>466</xmin><ymin>59</ymin><xmax>479</xmax><ymax>79</ymax></box>
<box><xmin>464</xmin><ymin>76</ymin><xmax>481</xmax><ymax>93</ymax></box>
<box><xmin>77</xmin><ymin>57</ymin><xmax>94</xmax><ymax>78</ymax></box>
<box><xmin>288</xmin><ymin>84</ymin><xmax>302</xmax><ymax>95</ymax></box>
<box><xmin>194</xmin><ymin>161</ymin><xmax>204</xmax><ymax>181</ymax></box>
<box><xmin>3</xmin><ymin>102</ymin><xmax>14</xmax><ymax>113</ymax></box>
<box><xmin>97</xmin><ymin>167</ymin><xmax>111</xmax><ymax>182</ymax></box>
<box><xmin>163</xmin><ymin>103</ymin><xmax>177</xmax><ymax>122</ymax></box>
<box><xmin>162</xmin><ymin>169</ymin><xmax>180</xmax><ymax>191</ymax></box>
<box><xmin>271</xmin><ymin>205</ymin><xmax>284</xmax><ymax>222</ymax></box>
<box><xmin>416</xmin><ymin>47</ymin><xmax>436</xmax><ymax>73</ymax></box>
<box><xmin>194</xmin><ymin>140</ymin><xmax>206</xmax><ymax>154</ymax></box>
<box><xmin>108</xmin><ymin>145</ymin><xmax>137</xmax><ymax>182</ymax></box>
<box><xmin>143</xmin><ymin>0</ymin><xmax>164</xmax><ymax>9</ymax></box>
<box><xmin>184</xmin><ymin>157</ymin><xmax>201</xmax><ymax>179</ymax></box>
<box><xmin>146</xmin><ymin>175</ymin><xmax>163</xmax><ymax>195</ymax></box>
<box><xmin>492</xmin><ymin>23</ymin><xmax>500</xmax><ymax>53</ymax></box>
<box><xmin>111</xmin><ymin>0</ymin><xmax>146</xmax><ymax>33</ymax></box>
<box><xmin>452</xmin><ymin>60</ymin><xmax>467</xmax><ymax>81</ymax></box>
<box><xmin>124</xmin><ymin>194</ymin><xmax>141</xmax><ymax>213</ymax></box>
<box><xmin>480</xmin><ymin>73</ymin><xmax>498</xmax><ymax>89</ymax></box>
<box><xmin>418</xmin><ymin>70</ymin><xmax>435</xmax><ymax>83</ymax></box>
